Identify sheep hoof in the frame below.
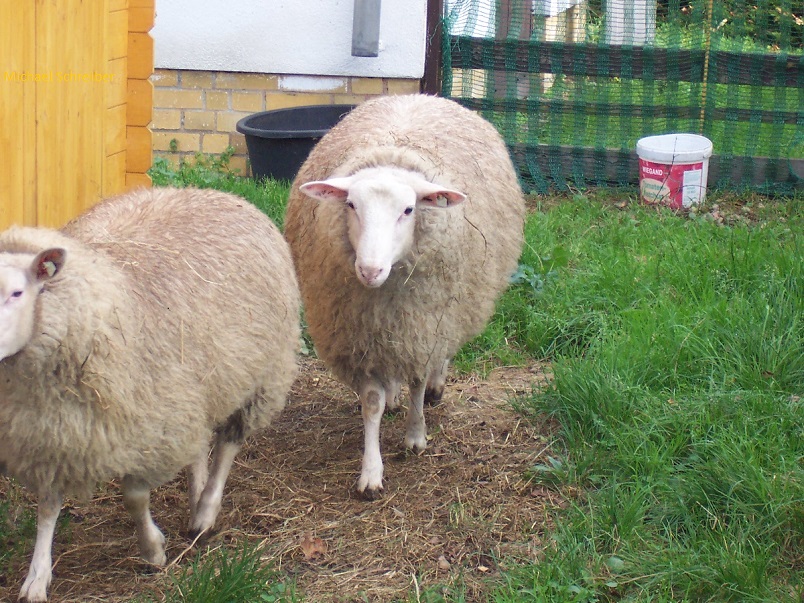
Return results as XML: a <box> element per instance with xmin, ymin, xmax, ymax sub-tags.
<box><xmin>357</xmin><ymin>485</ymin><xmax>384</xmax><ymax>501</ymax></box>
<box><xmin>397</xmin><ymin>445</ymin><xmax>425</xmax><ymax>461</ymax></box>
<box><xmin>139</xmin><ymin>531</ymin><xmax>167</xmax><ymax>567</ymax></box>
<box><xmin>403</xmin><ymin>431</ymin><xmax>428</xmax><ymax>454</ymax></box>
<box><xmin>141</xmin><ymin>549</ymin><xmax>167</xmax><ymax>567</ymax></box>
<box><xmin>139</xmin><ymin>563</ymin><xmax>162</xmax><ymax>576</ymax></box>
<box><xmin>18</xmin><ymin>592</ymin><xmax>48</xmax><ymax>603</ymax></box>
<box><xmin>413</xmin><ymin>442</ymin><xmax>427</xmax><ymax>454</ymax></box>
<box><xmin>187</xmin><ymin>526</ymin><xmax>217</xmax><ymax>544</ymax></box>
<box><xmin>406</xmin><ymin>442</ymin><xmax>427</xmax><ymax>455</ymax></box>
<box><xmin>424</xmin><ymin>387</ymin><xmax>444</xmax><ymax>406</ymax></box>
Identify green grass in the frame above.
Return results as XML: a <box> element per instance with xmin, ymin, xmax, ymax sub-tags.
<box><xmin>119</xmin><ymin>159</ymin><xmax>804</xmax><ymax>601</ymax></box>
<box><xmin>393</xmin><ymin>579</ymin><xmax>469</xmax><ymax>603</ymax></box>
<box><xmin>484</xmin><ymin>193</ymin><xmax>803</xmax><ymax>602</ymax></box>
<box><xmin>0</xmin><ymin>481</ymin><xmax>73</xmax><ymax>579</ymax></box>
<box><xmin>139</xmin><ymin>542</ymin><xmax>297</xmax><ymax>603</ymax></box>
<box><xmin>0</xmin><ymin>498</ymin><xmax>37</xmax><ymax>575</ymax></box>
<box><xmin>148</xmin><ymin>150</ymin><xmax>291</xmax><ymax>227</ymax></box>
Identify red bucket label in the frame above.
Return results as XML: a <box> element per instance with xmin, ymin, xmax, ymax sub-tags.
<box><xmin>639</xmin><ymin>159</ymin><xmax>705</xmax><ymax>209</ymax></box>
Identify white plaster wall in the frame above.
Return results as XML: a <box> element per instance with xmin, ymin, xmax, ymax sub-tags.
<box><xmin>152</xmin><ymin>0</ymin><xmax>428</xmax><ymax>78</ymax></box>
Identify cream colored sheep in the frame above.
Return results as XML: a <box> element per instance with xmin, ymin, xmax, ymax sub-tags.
<box><xmin>284</xmin><ymin>94</ymin><xmax>525</xmax><ymax>499</ymax></box>
<box><xmin>0</xmin><ymin>187</ymin><xmax>300</xmax><ymax>602</ymax></box>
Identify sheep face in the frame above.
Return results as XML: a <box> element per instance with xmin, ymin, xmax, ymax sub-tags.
<box><xmin>300</xmin><ymin>169</ymin><xmax>465</xmax><ymax>288</ymax></box>
<box><xmin>0</xmin><ymin>248</ymin><xmax>65</xmax><ymax>360</ymax></box>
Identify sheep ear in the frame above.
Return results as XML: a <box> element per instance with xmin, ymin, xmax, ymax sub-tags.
<box><xmin>299</xmin><ymin>178</ymin><xmax>354</xmax><ymax>202</ymax></box>
<box><xmin>30</xmin><ymin>248</ymin><xmax>66</xmax><ymax>282</ymax></box>
<box><xmin>417</xmin><ymin>189</ymin><xmax>466</xmax><ymax>208</ymax></box>
<box><xmin>410</xmin><ymin>180</ymin><xmax>466</xmax><ymax>208</ymax></box>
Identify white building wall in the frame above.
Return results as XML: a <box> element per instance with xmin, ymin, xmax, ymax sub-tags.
<box><xmin>152</xmin><ymin>0</ymin><xmax>428</xmax><ymax>78</ymax></box>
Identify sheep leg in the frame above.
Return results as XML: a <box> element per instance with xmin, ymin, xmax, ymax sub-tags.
<box><xmin>356</xmin><ymin>381</ymin><xmax>386</xmax><ymax>500</ymax></box>
<box><xmin>19</xmin><ymin>489</ymin><xmax>62</xmax><ymax>603</ymax></box>
<box><xmin>384</xmin><ymin>380</ymin><xmax>403</xmax><ymax>412</ymax></box>
<box><xmin>121</xmin><ymin>477</ymin><xmax>166</xmax><ymax>566</ymax></box>
<box><xmin>404</xmin><ymin>379</ymin><xmax>428</xmax><ymax>453</ymax></box>
<box><xmin>188</xmin><ymin>440</ymin><xmax>241</xmax><ymax>539</ymax></box>
<box><xmin>424</xmin><ymin>358</ymin><xmax>450</xmax><ymax>406</ymax></box>
<box><xmin>187</xmin><ymin>448</ymin><xmax>210</xmax><ymax>529</ymax></box>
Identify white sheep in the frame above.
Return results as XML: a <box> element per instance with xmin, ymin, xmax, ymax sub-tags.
<box><xmin>284</xmin><ymin>94</ymin><xmax>525</xmax><ymax>499</ymax></box>
<box><xmin>0</xmin><ymin>187</ymin><xmax>300</xmax><ymax>602</ymax></box>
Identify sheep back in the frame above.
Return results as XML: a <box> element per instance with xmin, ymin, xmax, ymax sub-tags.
<box><xmin>0</xmin><ymin>187</ymin><xmax>300</xmax><ymax>498</ymax></box>
<box><xmin>285</xmin><ymin>94</ymin><xmax>524</xmax><ymax>390</ymax></box>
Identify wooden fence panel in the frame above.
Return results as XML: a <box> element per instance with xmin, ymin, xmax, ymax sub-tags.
<box><xmin>126</xmin><ymin>0</ymin><xmax>154</xmax><ymax>189</ymax></box>
<box><xmin>0</xmin><ymin>0</ymin><xmax>154</xmax><ymax>228</ymax></box>
<box><xmin>0</xmin><ymin>4</ymin><xmax>36</xmax><ymax>228</ymax></box>
<box><xmin>35</xmin><ymin>0</ymin><xmax>107</xmax><ymax>228</ymax></box>
<box><xmin>104</xmin><ymin>2</ymin><xmax>129</xmax><ymax>197</ymax></box>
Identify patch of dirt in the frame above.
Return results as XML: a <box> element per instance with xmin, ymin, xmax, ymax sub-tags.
<box><xmin>0</xmin><ymin>358</ymin><xmax>560</xmax><ymax>603</ymax></box>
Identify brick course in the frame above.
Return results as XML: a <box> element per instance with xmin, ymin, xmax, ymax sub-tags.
<box><xmin>150</xmin><ymin>69</ymin><xmax>421</xmax><ymax>177</ymax></box>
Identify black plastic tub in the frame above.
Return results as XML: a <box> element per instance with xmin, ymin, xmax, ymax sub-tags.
<box><xmin>236</xmin><ymin>104</ymin><xmax>356</xmax><ymax>181</ymax></box>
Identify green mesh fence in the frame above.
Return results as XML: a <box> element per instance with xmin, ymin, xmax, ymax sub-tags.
<box><xmin>442</xmin><ymin>0</ymin><xmax>803</xmax><ymax>194</ymax></box>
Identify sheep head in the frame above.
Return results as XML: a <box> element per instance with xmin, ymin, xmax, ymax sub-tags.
<box><xmin>0</xmin><ymin>248</ymin><xmax>65</xmax><ymax>360</ymax></box>
<box><xmin>300</xmin><ymin>168</ymin><xmax>465</xmax><ymax>288</ymax></box>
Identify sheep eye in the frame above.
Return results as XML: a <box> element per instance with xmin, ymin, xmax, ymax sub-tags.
<box><xmin>10</xmin><ymin>291</ymin><xmax>23</xmax><ymax>299</ymax></box>
<box><xmin>403</xmin><ymin>207</ymin><xmax>414</xmax><ymax>216</ymax></box>
<box><xmin>345</xmin><ymin>200</ymin><xmax>355</xmax><ymax>210</ymax></box>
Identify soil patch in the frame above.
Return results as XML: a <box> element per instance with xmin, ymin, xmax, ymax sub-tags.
<box><xmin>0</xmin><ymin>358</ymin><xmax>559</xmax><ymax>602</ymax></box>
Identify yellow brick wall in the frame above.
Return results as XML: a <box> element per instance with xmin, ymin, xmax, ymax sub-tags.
<box><xmin>150</xmin><ymin>70</ymin><xmax>421</xmax><ymax>176</ymax></box>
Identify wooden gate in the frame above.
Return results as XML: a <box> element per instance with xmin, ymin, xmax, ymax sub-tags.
<box><xmin>0</xmin><ymin>0</ymin><xmax>153</xmax><ymax>229</ymax></box>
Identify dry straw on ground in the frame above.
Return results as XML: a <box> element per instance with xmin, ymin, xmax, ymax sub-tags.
<box><xmin>0</xmin><ymin>358</ymin><xmax>562</xmax><ymax>602</ymax></box>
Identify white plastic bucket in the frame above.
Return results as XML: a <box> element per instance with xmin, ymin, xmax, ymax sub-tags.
<box><xmin>636</xmin><ymin>133</ymin><xmax>713</xmax><ymax>209</ymax></box>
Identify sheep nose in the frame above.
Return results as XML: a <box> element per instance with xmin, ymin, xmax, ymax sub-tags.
<box><xmin>357</xmin><ymin>265</ymin><xmax>386</xmax><ymax>287</ymax></box>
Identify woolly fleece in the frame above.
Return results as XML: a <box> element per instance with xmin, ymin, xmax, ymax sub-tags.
<box><xmin>284</xmin><ymin>94</ymin><xmax>525</xmax><ymax>391</ymax></box>
<box><xmin>0</xmin><ymin>187</ymin><xmax>300</xmax><ymax>499</ymax></box>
